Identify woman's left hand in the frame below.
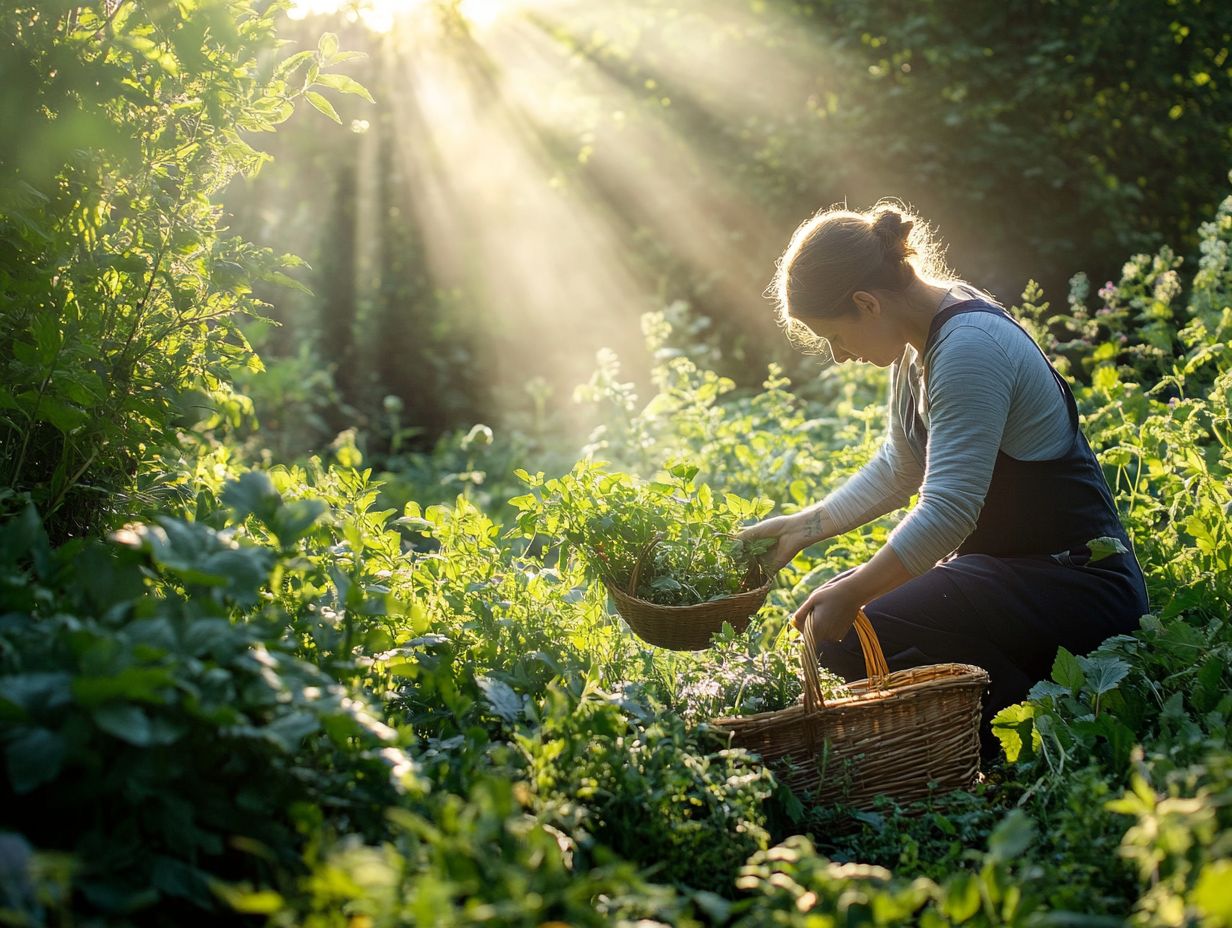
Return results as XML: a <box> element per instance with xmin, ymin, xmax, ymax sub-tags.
<box><xmin>792</xmin><ymin>576</ymin><xmax>864</xmax><ymax>643</ymax></box>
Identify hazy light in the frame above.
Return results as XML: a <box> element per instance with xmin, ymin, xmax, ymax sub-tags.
<box><xmin>286</xmin><ymin>0</ymin><xmax>520</xmax><ymax>32</ymax></box>
<box><xmin>275</xmin><ymin>0</ymin><xmax>867</xmax><ymax>431</ymax></box>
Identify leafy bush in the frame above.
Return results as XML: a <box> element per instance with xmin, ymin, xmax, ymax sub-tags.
<box><xmin>0</xmin><ymin>492</ymin><xmax>417</xmax><ymax>923</ymax></box>
<box><xmin>0</xmin><ymin>2</ymin><xmax>366</xmax><ymax>539</ymax></box>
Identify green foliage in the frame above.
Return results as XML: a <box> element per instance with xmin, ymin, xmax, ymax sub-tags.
<box><xmin>0</xmin><ymin>2</ymin><xmax>369</xmax><ymax>539</ymax></box>
<box><xmin>6</xmin><ymin>5</ymin><xmax>1232</xmax><ymax>925</ymax></box>
<box><xmin>0</xmin><ymin>491</ymin><xmax>417</xmax><ymax>923</ymax></box>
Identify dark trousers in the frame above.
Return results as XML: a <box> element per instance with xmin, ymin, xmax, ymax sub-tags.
<box><xmin>816</xmin><ymin>551</ymin><xmax>1149</xmax><ymax>758</ymax></box>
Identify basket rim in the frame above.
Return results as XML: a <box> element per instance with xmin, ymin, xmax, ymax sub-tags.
<box><xmin>601</xmin><ymin>574</ymin><xmax>772</xmax><ymax>615</ymax></box>
<box><xmin>709</xmin><ymin>661</ymin><xmax>990</xmax><ymax>725</ymax></box>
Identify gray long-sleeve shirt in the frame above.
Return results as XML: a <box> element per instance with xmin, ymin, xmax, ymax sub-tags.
<box><xmin>817</xmin><ymin>287</ymin><xmax>1074</xmax><ymax>576</ymax></box>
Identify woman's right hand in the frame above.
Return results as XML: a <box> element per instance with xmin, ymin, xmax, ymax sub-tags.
<box><xmin>737</xmin><ymin>514</ymin><xmax>803</xmax><ymax>573</ymax></box>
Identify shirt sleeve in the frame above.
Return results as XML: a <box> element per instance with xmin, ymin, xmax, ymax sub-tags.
<box><xmin>817</xmin><ymin>361</ymin><xmax>926</xmax><ymax>535</ymax></box>
<box><xmin>885</xmin><ymin>324</ymin><xmax>1014</xmax><ymax>575</ymax></box>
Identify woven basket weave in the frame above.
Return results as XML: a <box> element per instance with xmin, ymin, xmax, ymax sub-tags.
<box><xmin>713</xmin><ymin>609</ymin><xmax>989</xmax><ymax>808</ymax></box>
<box><xmin>602</xmin><ymin>535</ymin><xmax>771</xmax><ymax>651</ymax></box>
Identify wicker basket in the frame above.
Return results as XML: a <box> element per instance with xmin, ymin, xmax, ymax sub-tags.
<box><xmin>712</xmin><ymin>609</ymin><xmax>989</xmax><ymax>808</ymax></box>
<box><xmin>601</xmin><ymin>535</ymin><xmax>772</xmax><ymax>651</ymax></box>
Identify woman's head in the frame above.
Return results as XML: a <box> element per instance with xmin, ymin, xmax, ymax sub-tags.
<box><xmin>769</xmin><ymin>200</ymin><xmax>953</xmax><ymax>365</ymax></box>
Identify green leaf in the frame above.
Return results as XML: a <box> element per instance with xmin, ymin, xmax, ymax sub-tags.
<box><xmin>668</xmin><ymin>462</ymin><xmax>700</xmax><ymax>483</ymax></box>
<box><xmin>212</xmin><ymin>881</ymin><xmax>285</xmax><ymax>915</ymax></box>
<box><xmin>313</xmin><ymin>72</ymin><xmax>375</xmax><ymax>103</ymax></box>
<box><xmin>325</xmin><ymin>50</ymin><xmax>367</xmax><ymax>64</ymax></box>
<box><xmin>304</xmin><ymin>91</ymin><xmax>341</xmax><ymax>124</ymax></box>
<box><xmin>93</xmin><ymin>704</ymin><xmax>154</xmax><ymax>746</ymax></box>
<box><xmin>940</xmin><ymin>870</ymin><xmax>981</xmax><ymax>921</ymax></box>
<box><xmin>37</xmin><ymin>397</ymin><xmax>89</xmax><ymax>433</ymax></box>
<box><xmin>269</xmin><ymin>499</ymin><xmax>326</xmax><ymax>547</ymax></box>
<box><xmin>222</xmin><ymin>471</ymin><xmax>282</xmax><ymax>522</ymax></box>
<box><xmin>1078</xmin><ymin>655</ymin><xmax>1130</xmax><ymax>695</ymax></box>
<box><xmin>262</xmin><ymin>269</ymin><xmax>313</xmax><ymax>294</ymax></box>
<box><xmin>275</xmin><ymin>49</ymin><xmax>316</xmax><ymax>80</ymax></box>
<box><xmin>1193</xmin><ymin>860</ymin><xmax>1232</xmax><ymax>922</ymax></box>
<box><xmin>1086</xmin><ymin>536</ymin><xmax>1129</xmax><ymax>563</ymax></box>
<box><xmin>987</xmin><ymin>808</ymin><xmax>1035</xmax><ymax>862</ymax></box>
<box><xmin>477</xmin><ymin>676</ymin><xmax>523</xmax><ymax>723</ymax></box>
<box><xmin>317</xmin><ymin>32</ymin><xmax>339</xmax><ymax>59</ymax></box>
<box><xmin>6</xmin><ymin>728</ymin><xmax>65</xmax><ymax>794</ymax></box>
<box><xmin>990</xmin><ymin>702</ymin><xmax>1036</xmax><ymax>763</ymax></box>
<box><xmin>1051</xmin><ymin>646</ymin><xmax>1085</xmax><ymax>693</ymax></box>
<box><xmin>263</xmin><ymin>711</ymin><xmax>321</xmax><ymax>752</ymax></box>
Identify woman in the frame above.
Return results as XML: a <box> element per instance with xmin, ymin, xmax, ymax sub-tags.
<box><xmin>741</xmin><ymin>202</ymin><xmax>1149</xmax><ymax>755</ymax></box>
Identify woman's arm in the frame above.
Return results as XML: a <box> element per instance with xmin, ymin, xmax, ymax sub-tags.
<box><xmin>742</xmin><ymin>362</ymin><xmax>925</xmax><ymax>569</ymax></box>
<box><xmin>797</xmin><ymin>324</ymin><xmax>1018</xmax><ymax>641</ymax></box>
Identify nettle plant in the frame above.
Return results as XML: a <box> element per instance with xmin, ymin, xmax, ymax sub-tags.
<box><xmin>510</xmin><ymin>459</ymin><xmax>775</xmax><ymax>607</ymax></box>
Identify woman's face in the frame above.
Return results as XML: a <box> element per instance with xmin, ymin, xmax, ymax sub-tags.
<box><xmin>800</xmin><ymin>292</ymin><xmax>901</xmax><ymax>367</ymax></box>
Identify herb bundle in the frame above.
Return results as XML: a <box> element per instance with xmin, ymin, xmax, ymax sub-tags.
<box><xmin>511</xmin><ymin>459</ymin><xmax>776</xmax><ymax>607</ymax></box>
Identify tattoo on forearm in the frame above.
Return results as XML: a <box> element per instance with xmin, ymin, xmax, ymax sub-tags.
<box><xmin>803</xmin><ymin>509</ymin><xmax>824</xmax><ymax>540</ymax></box>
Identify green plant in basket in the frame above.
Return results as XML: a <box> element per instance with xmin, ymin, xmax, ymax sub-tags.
<box><xmin>511</xmin><ymin>459</ymin><xmax>776</xmax><ymax>606</ymax></box>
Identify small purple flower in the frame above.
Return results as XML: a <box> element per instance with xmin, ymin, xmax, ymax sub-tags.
<box><xmin>1096</xmin><ymin>307</ymin><xmax>1112</xmax><ymax>317</ymax></box>
<box><xmin>1168</xmin><ymin>397</ymin><xmax>1180</xmax><ymax>408</ymax></box>
<box><xmin>1098</xmin><ymin>281</ymin><xmax>1116</xmax><ymax>300</ymax></box>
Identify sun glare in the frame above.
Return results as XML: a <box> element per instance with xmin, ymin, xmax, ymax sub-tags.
<box><xmin>279</xmin><ymin>0</ymin><xmax>868</xmax><ymax>425</ymax></box>
<box><xmin>287</xmin><ymin>0</ymin><xmax>518</xmax><ymax>32</ymax></box>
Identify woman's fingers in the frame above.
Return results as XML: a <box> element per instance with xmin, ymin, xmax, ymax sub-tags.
<box><xmin>792</xmin><ymin>587</ymin><xmax>824</xmax><ymax>629</ymax></box>
<box><xmin>737</xmin><ymin>516</ymin><xmax>781</xmax><ymax>542</ymax></box>
<box><xmin>792</xmin><ymin>578</ymin><xmax>863</xmax><ymax>640</ymax></box>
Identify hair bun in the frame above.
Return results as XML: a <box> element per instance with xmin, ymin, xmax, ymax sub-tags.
<box><xmin>872</xmin><ymin>210</ymin><xmax>915</xmax><ymax>261</ymax></box>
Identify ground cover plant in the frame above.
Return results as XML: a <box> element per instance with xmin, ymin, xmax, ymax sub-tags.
<box><xmin>4</xmin><ymin>3</ymin><xmax>1232</xmax><ymax>927</ymax></box>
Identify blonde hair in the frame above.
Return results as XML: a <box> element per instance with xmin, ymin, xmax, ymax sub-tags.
<box><xmin>768</xmin><ymin>199</ymin><xmax>960</xmax><ymax>357</ymax></box>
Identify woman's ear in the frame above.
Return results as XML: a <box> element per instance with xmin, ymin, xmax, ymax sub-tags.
<box><xmin>851</xmin><ymin>290</ymin><xmax>881</xmax><ymax>318</ymax></box>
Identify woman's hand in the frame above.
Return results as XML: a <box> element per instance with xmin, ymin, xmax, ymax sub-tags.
<box><xmin>792</xmin><ymin>574</ymin><xmax>864</xmax><ymax>643</ymax></box>
<box><xmin>737</xmin><ymin>514</ymin><xmax>803</xmax><ymax>573</ymax></box>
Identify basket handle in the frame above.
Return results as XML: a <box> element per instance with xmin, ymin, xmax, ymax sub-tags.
<box><xmin>800</xmin><ymin>607</ymin><xmax>890</xmax><ymax>710</ymax></box>
<box><xmin>627</xmin><ymin>533</ymin><xmax>662</xmax><ymax>597</ymax></box>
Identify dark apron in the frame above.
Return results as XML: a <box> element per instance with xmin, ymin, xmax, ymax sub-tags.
<box><xmin>818</xmin><ymin>300</ymin><xmax>1150</xmax><ymax>756</ymax></box>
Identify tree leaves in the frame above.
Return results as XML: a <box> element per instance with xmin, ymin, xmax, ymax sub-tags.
<box><xmin>304</xmin><ymin>91</ymin><xmax>341</xmax><ymax>124</ymax></box>
<box><xmin>313</xmin><ymin>72</ymin><xmax>375</xmax><ymax>104</ymax></box>
<box><xmin>5</xmin><ymin>727</ymin><xmax>65</xmax><ymax>794</ymax></box>
<box><xmin>477</xmin><ymin>676</ymin><xmax>523</xmax><ymax>723</ymax></box>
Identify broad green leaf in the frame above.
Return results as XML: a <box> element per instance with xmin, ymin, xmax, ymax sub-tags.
<box><xmin>1193</xmin><ymin>860</ymin><xmax>1232</xmax><ymax>922</ymax></box>
<box><xmin>93</xmin><ymin>704</ymin><xmax>154</xmax><ymax>745</ymax></box>
<box><xmin>212</xmin><ymin>882</ymin><xmax>285</xmax><ymax>915</ymax></box>
<box><xmin>990</xmin><ymin>702</ymin><xmax>1036</xmax><ymax>763</ymax></box>
<box><xmin>477</xmin><ymin>676</ymin><xmax>523</xmax><ymax>723</ymax></box>
<box><xmin>317</xmin><ymin>32</ymin><xmax>339</xmax><ymax>59</ymax></box>
<box><xmin>262</xmin><ymin>269</ymin><xmax>313</xmax><ymax>294</ymax></box>
<box><xmin>269</xmin><ymin>499</ymin><xmax>326</xmax><ymax>546</ymax></box>
<box><xmin>987</xmin><ymin>808</ymin><xmax>1035</xmax><ymax>862</ymax></box>
<box><xmin>1051</xmin><ymin>646</ymin><xmax>1085</xmax><ymax>693</ymax></box>
<box><xmin>6</xmin><ymin>728</ymin><xmax>65</xmax><ymax>794</ymax></box>
<box><xmin>304</xmin><ymin>91</ymin><xmax>341</xmax><ymax>124</ymax></box>
<box><xmin>1086</xmin><ymin>536</ymin><xmax>1129</xmax><ymax>563</ymax></box>
<box><xmin>1078</xmin><ymin>655</ymin><xmax>1130</xmax><ymax>695</ymax></box>
<box><xmin>940</xmin><ymin>870</ymin><xmax>981</xmax><ymax>921</ymax></box>
<box><xmin>37</xmin><ymin>397</ymin><xmax>89</xmax><ymax>433</ymax></box>
<box><xmin>274</xmin><ymin>49</ymin><xmax>315</xmax><ymax>80</ymax></box>
<box><xmin>313</xmin><ymin>72</ymin><xmax>375</xmax><ymax>103</ymax></box>
<box><xmin>263</xmin><ymin>711</ymin><xmax>321</xmax><ymax>752</ymax></box>
<box><xmin>222</xmin><ymin>471</ymin><xmax>282</xmax><ymax>522</ymax></box>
